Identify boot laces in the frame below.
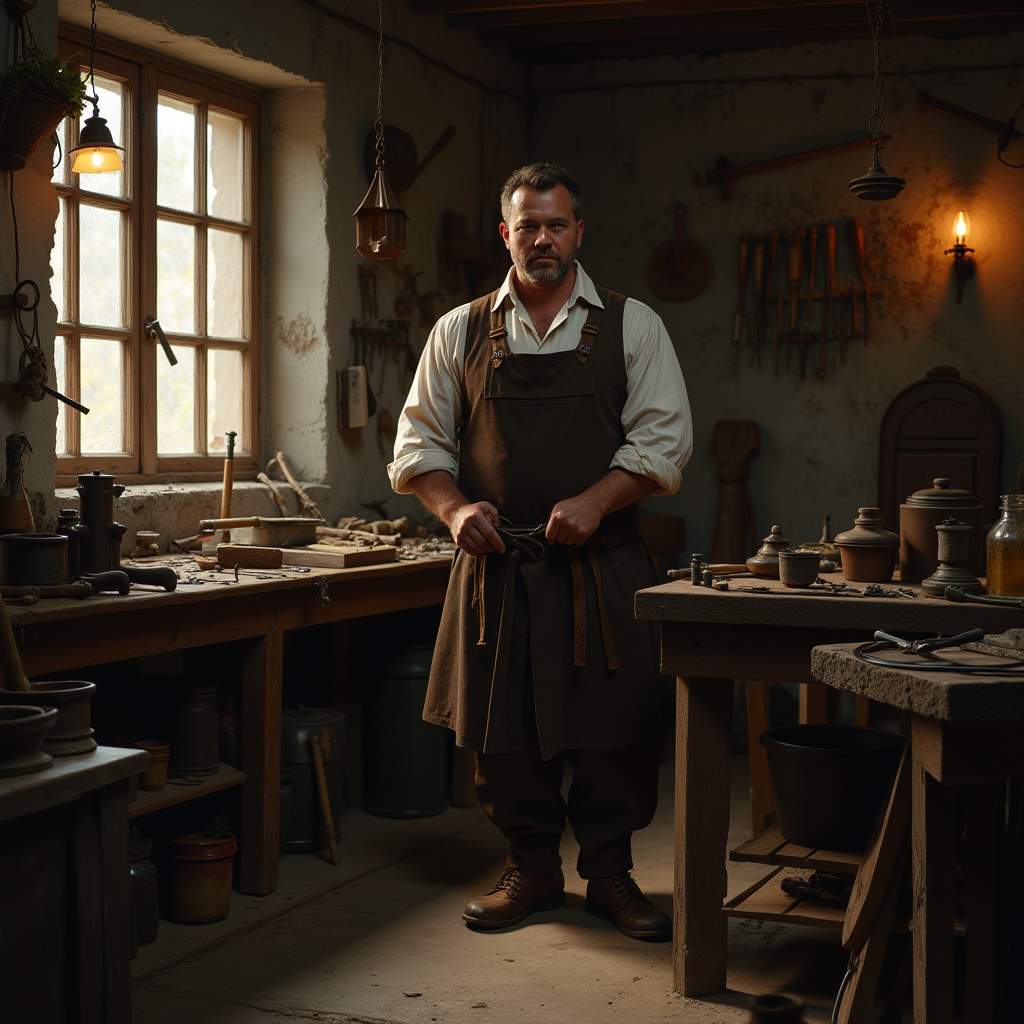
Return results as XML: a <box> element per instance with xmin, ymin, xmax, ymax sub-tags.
<box><xmin>488</xmin><ymin>866</ymin><xmax>526</xmax><ymax>896</ymax></box>
<box><xmin>612</xmin><ymin>872</ymin><xmax>645</xmax><ymax>904</ymax></box>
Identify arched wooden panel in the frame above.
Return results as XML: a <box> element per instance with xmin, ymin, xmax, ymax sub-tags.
<box><xmin>878</xmin><ymin>366</ymin><xmax>1002</xmax><ymax>533</ymax></box>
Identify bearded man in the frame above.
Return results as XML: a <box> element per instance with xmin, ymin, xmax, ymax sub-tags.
<box><xmin>389</xmin><ymin>163</ymin><xmax>692</xmax><ymax>940</ymax></box>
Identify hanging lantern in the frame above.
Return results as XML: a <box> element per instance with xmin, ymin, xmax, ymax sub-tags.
<box><xmin>68</xmin><ymin>0</ymin><xmax>124</xmax><ymax>174</ymax></box>
<box><xmin>354</xmin><ymin>0</ymin><xmax>407</xmax><ymax>260</ymax></box>
<box><xmin>849</xmin><ymin>1</ymin><xmax>904</xmax><ymax>202</ymax></box>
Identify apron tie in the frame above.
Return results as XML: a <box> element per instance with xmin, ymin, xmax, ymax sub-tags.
<box><xmin>473</xmin><ymin>522</ymin><xmax>618</xmax><ymax>673</ymax></box>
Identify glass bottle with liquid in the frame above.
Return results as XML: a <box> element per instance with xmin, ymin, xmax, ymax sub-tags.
<box><xmin>986</xmin><ymin>495</ymin><xmax>1024</xmax><ymax>597</ymax></box>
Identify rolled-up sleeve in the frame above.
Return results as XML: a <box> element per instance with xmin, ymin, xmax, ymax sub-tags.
<box><xmin>610</xmin><ymin>299</ymin><xmax>693</xmax><ymax>496</ymax></box>
<box><xmin>388</xmin><ymin>305</ymin><xmax>470</xmax><ymax>494</ymax></box>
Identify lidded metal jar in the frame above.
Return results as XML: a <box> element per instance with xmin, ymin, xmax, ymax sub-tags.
<box><xmin>835</xmin><ymin>508</ymin><xmax>899</xmax><ymax>583</ymax></box>
<box><xmin>745</xmin><ymin>525</ymin><xmax>791</xmax><ymax>578</ymax></box>
<box><xmin>900</xmin><ymin>478</ymin><xmax>984</xmax><ymax>582</ymax></box>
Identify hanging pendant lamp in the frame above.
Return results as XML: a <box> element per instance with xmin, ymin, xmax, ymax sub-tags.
<box><xmin>354</xmin><ymin>0</ymin><xmax>407</xmax><ymax>259</ymax></box>
<box><xmin>67</xmin><ymin>0</ymin><xmax>123</xmax><ymax>174</ymax></box>
<box><xmin>849</xmin><ymin>1</ymin><xmax>904</xmax><ymax>201</ymax></box>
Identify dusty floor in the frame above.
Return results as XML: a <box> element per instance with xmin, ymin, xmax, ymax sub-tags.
<box><xmin>131</xmin><ymin>756</ymin><xmax>849</xmax><ymax>1023</ymax></box>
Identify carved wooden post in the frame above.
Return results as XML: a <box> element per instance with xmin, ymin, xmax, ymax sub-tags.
<box><xmin>711</xmin><ymin>420</ymin><xmax>760</xmax><ymax>563</ymax></box>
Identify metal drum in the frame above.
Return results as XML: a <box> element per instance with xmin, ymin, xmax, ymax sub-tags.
<box><xmin>280</xmin><ymin>707</ymin><xmax>346</xmax><ymax>853</ymax></box>
<box><xmin>362</xmin><ymin>642</ymin><xmax>447</xmax><ymax>819</ymax></box>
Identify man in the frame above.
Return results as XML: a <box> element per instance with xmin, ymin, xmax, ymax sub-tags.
<box><xmin>389</xmin><ymin>163</ymin><xmax>692</xmax><ymax>941</ymax></box>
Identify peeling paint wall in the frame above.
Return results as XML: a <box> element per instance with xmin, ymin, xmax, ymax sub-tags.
<box><xmin>529</xmin><ymin>32</ymin><xmax>1024</xmax><ymax>557</ymax></box>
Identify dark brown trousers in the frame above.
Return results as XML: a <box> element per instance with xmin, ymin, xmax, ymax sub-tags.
<box><xmin>472</xmin><ymin>575</ymin><xmax>661</xmax><ymax>879</ymax></box>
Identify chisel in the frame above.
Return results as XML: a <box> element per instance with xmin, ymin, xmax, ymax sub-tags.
<box><xmin>750</xmin><ymin>237</ymin><xmax>765</xmax><ymax>367</ymax></box>
<box><xmin>847</xmin><ymin>217</ymin><xmax>871</xmax><ymax>342</ymax></box>
<box><xmin>804</xmin><ymin>227</ymin><xmax>818</xmax><ymax>331</ymax></box>
<box><xmin>764</xmin><ymin>230</ymin><xmax>778</xmax><ymax>372</ymax></box>
<box><xmin>819</xmin><ymin>225</ymin><xmax>836</xmax><ymax>380</ymax></box>
<box><xmin>788</xmin><ymin>230</ymin><xmax>804</xmax><ymax>333</ymax></box>
<box><xmin>734</xmin><ymin>234</ymin><xmax>749</xmax><ymax>358</ymax></box>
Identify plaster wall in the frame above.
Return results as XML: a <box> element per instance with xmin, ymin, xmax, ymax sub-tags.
<box><xmin>2</xmin><ymin>0</ymin><xmax>527</xmax><ymax>540</ymax></box>
<box><xmin>529</xmin><ymin>33</ymin><xmax>1024</xmax><ymax>558</ymax></box>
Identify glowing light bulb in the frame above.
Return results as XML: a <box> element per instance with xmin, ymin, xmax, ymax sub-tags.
<box><xmin>91</xmin><ymin>149</ymin><xmax>104</xmax><ymax>168</ymax></box>
<box><xmin>954</xmin><ymin>209</ymin><xmax>969</xmax><ymax>246</ymax></box>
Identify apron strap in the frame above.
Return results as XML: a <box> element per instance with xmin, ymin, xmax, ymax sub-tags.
<box><xmin>489</xmin><ymin>302</ymin><xmax>510</xmax><ymax>370</ymax></box>
<box><xmin>576</xmin><ymin>303</ymin><xmax>603</xmax><ymax>365</ymax></box>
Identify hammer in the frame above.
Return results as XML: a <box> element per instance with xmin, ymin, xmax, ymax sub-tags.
<box><xmin>221</xmin><ymin>431</ymin><xmax>237</xmax><ymax>542</ymax></box>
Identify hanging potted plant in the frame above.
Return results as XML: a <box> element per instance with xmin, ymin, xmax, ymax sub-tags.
<box><xmin>0</xmin><ymin>45</ymin><xmax>86</xmax><ymax>172</ymax></box>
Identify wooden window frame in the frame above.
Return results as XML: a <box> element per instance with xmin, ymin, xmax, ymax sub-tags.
<box><xmin>55</xmin><ymin>29</ymin><xmax>262</xmax><ymax>487</ymax></box>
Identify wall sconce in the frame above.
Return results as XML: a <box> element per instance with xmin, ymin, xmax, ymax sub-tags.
<box><xmin>943</xmin><ymin>209</ymin><xmax>975</xmax><ymax>305</ymax></box>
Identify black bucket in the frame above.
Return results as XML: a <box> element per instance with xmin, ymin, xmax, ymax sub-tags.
<box><xmin>760</xmin><ymin>725</ymin><xmax>904</xmax><ymax>852</ymax></box>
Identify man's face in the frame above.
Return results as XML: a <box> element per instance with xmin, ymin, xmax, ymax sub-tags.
<box><xmin>500</xmin><ymin>185</ymin><xmax>584</xmax><ymax>285</ymax></box>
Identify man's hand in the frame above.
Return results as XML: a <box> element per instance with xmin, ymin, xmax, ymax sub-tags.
<box><xmin>545</xmin><ymin>495</ymin><xmax>603</xmax><ymax>546</ymax></box>
<box><xmin>449</xmin><ymin>501</ymin><xmax>505</xmax><ymax>557</ymax></box>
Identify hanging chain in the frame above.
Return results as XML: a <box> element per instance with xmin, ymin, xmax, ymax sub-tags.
<box><xmin>86</xmin><ymin>0</ymin><xmax>99</xmax><ymax>110</ymax></box>
<box><xmin>374</xmin><ymin>0</ymin><xmax>385</xmax><ymax>172</ymax></box>
<box><xmin>867</xmin><ymin>0</ymin><xmax>886</xmax><ymax>156</ymax></box>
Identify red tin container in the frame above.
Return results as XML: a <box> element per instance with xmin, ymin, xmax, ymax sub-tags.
<box><xmin>165</xmin><ymin>831</ymin><xmax>237</xmax><ymax>924</ymax></box>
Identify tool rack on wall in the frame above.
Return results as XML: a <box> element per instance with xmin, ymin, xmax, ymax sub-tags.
<box><xmin>733</xmin><ymin>217</ymin><xmax>882</xmax><ymax>381</ymax></box>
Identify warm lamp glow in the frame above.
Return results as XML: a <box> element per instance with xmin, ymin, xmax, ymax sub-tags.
<box><xmin>954</xmin><ymin>209</ymin><xmax>970</xmax><ymax>246</ymax></box>
<box><xmin>72</xmin><ymin>146</ymin><xmax>123</xmax><ymax>174</ymax></box>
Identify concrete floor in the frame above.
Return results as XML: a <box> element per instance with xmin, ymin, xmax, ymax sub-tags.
<box><xmin>132</xmin><ymin>755</ymin><xmax>850</xmax><ymax>1023</ymax></box>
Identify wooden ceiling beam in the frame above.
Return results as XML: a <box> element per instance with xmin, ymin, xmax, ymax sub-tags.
<box><xmin>479</xmin><ymin>2</ymin><xmax>1020</xmax><ymax>47</ymax></box>
<box><xmin>511</xmin><ymin>13</ymin><xmax>1024</xmax><ymax>62</ymax></box>
<box><xmin>412</xmin><ymin>0</ymin><xmax>856</xmax><ymax>15</ymax></box>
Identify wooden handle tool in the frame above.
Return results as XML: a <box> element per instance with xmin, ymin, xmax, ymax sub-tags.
<box><xmin>750</xmin><ymin>237</ymin><xmax>765</xmax><ymax>367</ymax></box>
<box><xmin>734</xmin><ymin>234</ymin><xmax>749</xmax><ymax>351</ymax></box>
<box><xmin>200</xmin><ymin>516</ymin><xmax>261</xmax><ymax>532</ymax></box>
<box><xmin>668</xmin><ymin>563</ymin><xmax>749</xmax><ymax>579</ymax></box>
<box><xmin>819</xmin><ymin>225</ymin><xmax>836</xmax><ymax>380</ymax></box>
<box><xmin>763</xmin><ymin>231</ymin><xmax>778</xmax><ymax>371</ymax></box>
<box><xmin>847</xmin><ymin>217</ymin><xmax>871</xmax><ymax>341</ymax></box>
<box><xmin>787</xmin><ymin>230</ymin><xmax>804</xmax><ymax>333</ymax></box>
<box><xmin>309</xmin><ymin>733</ymin><xmax>340</xmax><ymax>865</ymax></box>
<box><xmin>0</xmin><ymin>594</ymin><xmax>31</xmax><ymax>691</ymax></box>
<box><xmin>804</xmin><ymin>227</ymin><xmax>818</xmax><ymax>330</ymax></box>
<box><xmin>220</xmin><ymin>431</ymin><xmax>237</xmax><ymax>542</ymax></box>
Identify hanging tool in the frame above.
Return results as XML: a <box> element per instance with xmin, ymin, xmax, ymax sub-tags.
<box><xmin>750</xmin><ymin>237</ymin><xmax>765</xmax><ymax>367</ymax></box>
<box><xmin>917</xmin><ymin>90</ymin><xmax>1023</xmax><ymax>167</ymax></box>
<box><xmin>775</xmin><ymin>289</ymin><xmax>784</xmax><ymax>374</ymax></box>
<box><xmin>787</xmin><ymin>230</ymin><xmax>804</xmax><ymax>333</ymax></box>
<box><xmin>847</xmin><ymin>218</ymin><xmax>871</xmax><ymax>342</ymax></box>
<box><xmin>733</xmin><ymin>234</ymin><xmax>749</xmax><ymax>360</ymax></box>
<box><xmin>839</xmin><ymin>290</ymin><xmax>848</xmax><ymax>364</ymax></box>
<box><xmin>804</xmin><ymin>227</ymin><xmax>818</xmax><ymax>331</ymax></box>
<box><xmin>309</xmin><ymin>732</ymin><xmax>340</xmax><ymax>866</ymax></box>
<box><xmin>647</xmin><ymin>205</ymin><xmax>710</xmax><ymax>302</ymax></box>
<box><xmin>764</xmin><ymin>231</ymin><xmax>778</xmax><ymax>372</ymax></box>
<box><xmin>695</xmin><ymin>135</ymin><xmax>887</xmax><ymax>200</ymax></box>
<box><xmin>819</xmin><ymin>225</ymin><xmax>836</xmax><ymax>380</ymax></box>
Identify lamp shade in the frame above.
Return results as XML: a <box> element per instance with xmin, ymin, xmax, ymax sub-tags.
<box><xmin>69</xmin><ymin>113</ymin><xmax>124</xmax><ymax>174</ymax></box>
<box><xmin>354</xmin><ymin>167</ymin><xmax>407</xmax><ymax>259</ymax></box>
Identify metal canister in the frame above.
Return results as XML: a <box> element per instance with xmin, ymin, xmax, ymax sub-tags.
<box><xmin>170</xmin><ymin>681</ymin><xmax>220</xmax><ymax>776</ymax></box>
<box><xmin>280</xmin><ymin>707</ymin><xmax>346</xmax><ymax>853</ymax></box>
<box><xmin>362</xmin><ymin>642</ymin><xmax>447</xmax><ymax>819</ymax></box>
<box><xmin>2</xmin><ymin>533</ymin><xmax>68</xmax><ymax>586</ymax></box>
<box><xmin>899</xmin><ymin>477</ymin><xmax>985</xmax><ymax>582</ymax></box>
<box><xmin>55</xmin><ymin>508</ymin><xmax>88</xmax><ymax>580</ymax></box>
<box><xmin>129</xmin><ymin>829</ymin><xmax>159</xmax><ymax>946</ymax></box>
<box><xmin>165</xmin><ymin>831</ymin><xmax>237</xmax><ymax>924</ymax></box>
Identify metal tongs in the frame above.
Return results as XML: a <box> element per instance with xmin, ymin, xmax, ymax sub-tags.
<box><xmin>869</xmin><ymin>628</ymin><xmax>985</xmax><ymax>656</ymax></box>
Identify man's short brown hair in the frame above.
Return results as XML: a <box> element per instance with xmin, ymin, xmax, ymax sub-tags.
<box><xmin>500</xmin><ymin>163</ymin><xmax>583</xmax><ymax>224</ymax></box>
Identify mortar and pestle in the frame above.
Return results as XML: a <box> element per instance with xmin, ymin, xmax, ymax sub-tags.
<box><xmin>0</xmin><ymin>588</ymin><xmax>97</xmax><ymax>755</ymax></box>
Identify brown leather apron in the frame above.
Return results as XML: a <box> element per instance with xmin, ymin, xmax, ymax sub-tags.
<box><xmin>423</xmin><ymin>285</ymin><xmax>662</xmax><ymax>759</ymax></box>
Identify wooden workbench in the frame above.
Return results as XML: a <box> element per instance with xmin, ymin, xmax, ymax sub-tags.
<box><xmin>7</xmin><ymin>555</ymin><xmax>452</xmax><ymax>897</ymax></box>
<box><xmin>812</xmin><ymin>639</ymin><xmax>1024</xmax><ymax>1023</ymax></box>
<box><xmin>634</xmin><ymin>573</ymin><xmax>1023</xmax><ymax>999</ymax></box>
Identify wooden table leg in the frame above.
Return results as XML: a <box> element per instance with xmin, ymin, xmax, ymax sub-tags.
<box><xmin>964</xmin><ymin>781</ymin><xmax>1002</xmax><ymax>1023</ymax></box>
<box><xmin>240</xmin><ymin>628</ymin><xmax>284</xmax><ymax>895</ymax></box>
<box><xmin>911</xmin><ymin>720</ymin><xmax>957</xmax><ymax>1024</ymax></box>
<box><xmin>675</xmin><ymin>676</ymin><xmax>734</xmax><ymax>996</ymax></box>
<box><xmin>798</xmin><ymin>681</ymin><xmax>838</xmax><ymax>724</ymax></box>
<box><xmin>745</xmin><ymin>680</ymin><xmax>774</xmax><ymax>836</ymax></box>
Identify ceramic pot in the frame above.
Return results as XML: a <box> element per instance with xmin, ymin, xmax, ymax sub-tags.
<box><xmin>2</xmin><ymin>533</ymin><xmax>68</xmax><ymax>587</ymax></box>
<box><xmin>135</xmin><ymin>740</ymin><xmax>169</xmax><ymax>790</ymax></box>
<box><xmin>900</xmin><ymin>478</ymin><xmax>985</xmax><ymax>582</ymax></box>
<box><xmin>0</xmin><ymin>91</ymin><xmax>72</xmax><ymax>172</ymax></box>
<box><xmin>165</xmin><ymin>831</ymin><xmax>238</xmax><ymax>924</ymax></box>
<box><xmin>0</xmin><ymin>679</ymin><xmax>96</xmax><ymax>755</ymax></box>
<box><xmin>170</xmin><ymin>682</ymin><xmax>220</xmax><ymax>776</ymax></box>
<box><xmin>0</xmin><ymin>705</ymin><xmax>57</xmax><ymax>777</ymax></box>
<box><xmin>778</xmin><ymin>549</ymin><xmax>821</xmax><ymax>588</ymax></box>
<box><xmin>835</xmin><ymin>508</ymin><xmax>899</xmax><ymax>583</ymax></box>
<box><xmin>746</xmin><ymin>525</ymin><xmax>791</xmax><ymax>578</ymax></box>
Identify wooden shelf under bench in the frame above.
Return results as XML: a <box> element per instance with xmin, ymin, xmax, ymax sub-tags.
<box><xmin>129</xmin><ymin>763</ymin><xmax>245</xmax><ymax>819</ymax></box>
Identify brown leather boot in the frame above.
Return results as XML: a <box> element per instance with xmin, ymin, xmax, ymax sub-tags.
<box><xmin>463</xmin><ymin>866</ymin><xmax>565</xmax><ymax>930</ymax></box>
<box><xmin>585</xmin><ymin>872</ymin><xmax>672</xmax><ymax>940</ymax></box>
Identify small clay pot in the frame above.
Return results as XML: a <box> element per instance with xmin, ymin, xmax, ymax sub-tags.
<box><xmin>746</xmin><ymin>525</ymin><xmax>791</xmax><ymax>578</ymax></box>
<box><xmin>135</xmin><ymin>740</ymin><xmax>170</xmax><ymax>790</ymax></box>
<box><xmin>0</xmin><ymin>705</ymin><xmax>57</xmax><ymax>777</ymax></box>
<box><xmin>165</xmin><ymin>831</ymin><xmax>238</xmax><ymax>924</ymax></box>
<box><xmin>778</xmin><ymin>549</ymin><xmax>821</xmax><ymax>588</ymax></box>
<box><xmin>0</xmin><ymin>680</ymin><xmax>96</xmax><ymax>755</ymax></box>
<box><xmin>835</xmin><ymin>508</ymin><xmax>899</xmax><ymax>584</ymax></box>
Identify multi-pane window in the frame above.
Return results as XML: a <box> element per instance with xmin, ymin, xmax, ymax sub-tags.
<box><xmin>52</xmin><ymin>34</ymin><xmax>260</xmax><ymax>483</ymax></box>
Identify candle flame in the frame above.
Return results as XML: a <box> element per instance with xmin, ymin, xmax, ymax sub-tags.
<box><xmin>954</xmin><ymin>210</ymin><xmax>968</xmax><ymax>245</ymax></box>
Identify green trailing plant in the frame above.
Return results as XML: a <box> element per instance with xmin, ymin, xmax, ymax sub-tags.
<box><xmin>0</xmin><ymin>46</ymin><xmax>87</xmax><ymax>116</ymax></box>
